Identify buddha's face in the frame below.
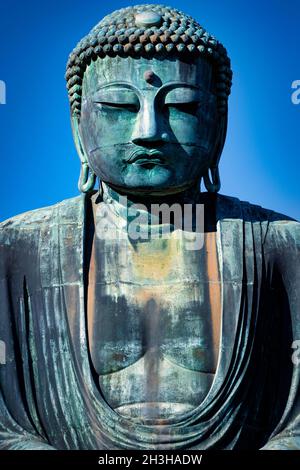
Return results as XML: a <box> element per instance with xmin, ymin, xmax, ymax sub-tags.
<box><xmin>77</xmin><ymin>56</ymin><xmax>219</xmax><ymax>195</ymax></box>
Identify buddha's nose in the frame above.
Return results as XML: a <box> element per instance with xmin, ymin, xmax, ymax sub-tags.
<box><xmin>131</xmin><ymin>101</ymin><xmax>168</xmax><ymax>145</ymax></box>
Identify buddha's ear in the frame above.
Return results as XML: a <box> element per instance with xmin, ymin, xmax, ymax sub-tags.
<box><xmin>212</xmin><ymin>113</ymin><xmax>228</xmax><ymax>168</ymax></box>
<box><xmin>71</xmin><ymin>115</ymin><xmax>88</xmax><ymax>165</ymax></box>
<box><xmin>203</xmin><ymin>113</ymin><xmax>228</xmax><ymax>193</ymax></box>
<box><xmin>71</xmin><ymin>114</ymin><xmax>96</xmax><ymax>193</ymax></box>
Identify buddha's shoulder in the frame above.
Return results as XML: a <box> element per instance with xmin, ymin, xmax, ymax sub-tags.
<box><xmin>217</xmin><ymin>193</ymin><xmax>300</xmax><ymax>250</ymax></box>
<box><xmin>0</xmin><ymin>195</ymin><xmax>83</xmax><ymax>241</ymax></box>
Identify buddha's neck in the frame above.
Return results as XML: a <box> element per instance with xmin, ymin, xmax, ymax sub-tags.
<box><xmin>96</xmin><ymin>181</ymin><xmax>216</xmax><ymax>234</ymax></box>
<box><xmin>100</xmin><ymin>181</ymin><xmax>202</xmax><ymax>211</ymax></box>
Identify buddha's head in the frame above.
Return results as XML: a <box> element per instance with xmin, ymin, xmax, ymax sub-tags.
<box><xmin>66</xmin><ymin>4</ymin><xmax>232</xmax><ymax>196</ymax></box>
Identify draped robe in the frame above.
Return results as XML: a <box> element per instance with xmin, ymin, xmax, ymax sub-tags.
<box><xmin>0</xmin><ymin>192</ymin><xmax>299</xmax><ymax>450</ymax></box>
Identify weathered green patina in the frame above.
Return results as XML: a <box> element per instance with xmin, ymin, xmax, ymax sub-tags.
<box><xmin>0</xmin><ymin>4</ymin><xmax>299</xmax><ymax>450</ymax></box>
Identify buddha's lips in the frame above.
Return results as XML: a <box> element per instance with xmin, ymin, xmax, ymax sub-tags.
<box><xmin>126</xmin><ymin>150</ymin><xmax>166</xmax><ymax>165</ymax></box>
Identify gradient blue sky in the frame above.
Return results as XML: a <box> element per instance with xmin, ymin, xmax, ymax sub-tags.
<box><xmin>0</xmin><ymin>0</ymin><xmax>299</xmax><ymax>221</ymax></box>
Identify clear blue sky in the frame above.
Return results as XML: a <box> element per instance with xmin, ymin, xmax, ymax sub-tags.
<box><xmin>0</xmin><ymin>0</ymin><xmax>299</xmax><ymax>221</ymax></box>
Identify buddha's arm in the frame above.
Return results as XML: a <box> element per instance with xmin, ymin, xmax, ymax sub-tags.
<box><xmin>0</xmin><ymin>303</ymin><xmax>56</xmax><ymax>450</ymax></box>
<box><xmin>261</xmin><ymin>219</ymin><xmax>300</xmax><ymax>450</ymax></box>
<box><xmin>0</xmin><ymin>228</ymin><xmax>56</xmax><ymax>450</ymax></box>
<box><xmin>0</xmin><ymin>333</ymin><xmax>56</xmax><ymax>449</ymax></box>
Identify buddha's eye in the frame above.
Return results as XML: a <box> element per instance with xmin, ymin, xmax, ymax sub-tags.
<box><xmin>164</xmin><ymin>102</ymin><xmax>200</xmax><ymax>115</ymax></box>
<box><xmin>96</xmin><ymin>102</ymin><xmax>140</xmax><ymax>112</ymax></box>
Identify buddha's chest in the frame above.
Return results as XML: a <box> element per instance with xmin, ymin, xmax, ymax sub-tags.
<box><xmin>87</xmin><ymin>226</ymin><xmax>221</xmax><ymax>420</ymax></box>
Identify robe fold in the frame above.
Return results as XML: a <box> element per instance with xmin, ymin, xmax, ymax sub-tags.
<box><xmin>0</xmin><ymin>193</ymin><xmax>299</xmax><ymax>450</ymax></box>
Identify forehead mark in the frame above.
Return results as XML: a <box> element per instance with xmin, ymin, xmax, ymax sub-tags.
<box><xmin>143</xmin><ymin>70</ymin><xmax>162</xmax><ymax>88</ymax></box>
<box><xmin>144</xmin><ymin>70</ymin><xmax>155</xmax><ymax>84</ymax></box>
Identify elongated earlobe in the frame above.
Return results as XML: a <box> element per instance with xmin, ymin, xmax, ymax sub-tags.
<box><xmin>71</xmin><ymin>116</ymin><xmax>96</xmax><ymax>193</ymax></box>
<box><xmin>78</xmin><ymin>162</ymin><xmax>96</xmax><ymax>193</ymax></box>
<box><xmin>203</xmin><ymin>166</ymin><xmax>221</xmax><ymax>193</ymax></box>
<box><xmin>203</xmin><ymin>114</ymin><xmax>227</xmax><ymax>193</ymax></box>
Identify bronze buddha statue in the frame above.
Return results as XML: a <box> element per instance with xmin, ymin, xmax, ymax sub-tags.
<box><xmin>0</xmin><ymin>4</ymin><xmax>299</xmax><ymax>450</ymax></box>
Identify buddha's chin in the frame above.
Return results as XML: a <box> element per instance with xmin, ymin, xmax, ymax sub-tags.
<box><xmin>119</xmin><ymin>165</ymin><xmax>188</xmax><ymax>195</ymax></box>
<box><xmin>109</xmin><ymin>180</ymin><xmax>196</xmax><ymax>197</ymax></box>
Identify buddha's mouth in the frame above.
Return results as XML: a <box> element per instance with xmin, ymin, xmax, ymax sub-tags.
<box><xmin>126</xmin><ymin>149</ymin><xmax>166</xmax><ymax>166</ymax></box>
